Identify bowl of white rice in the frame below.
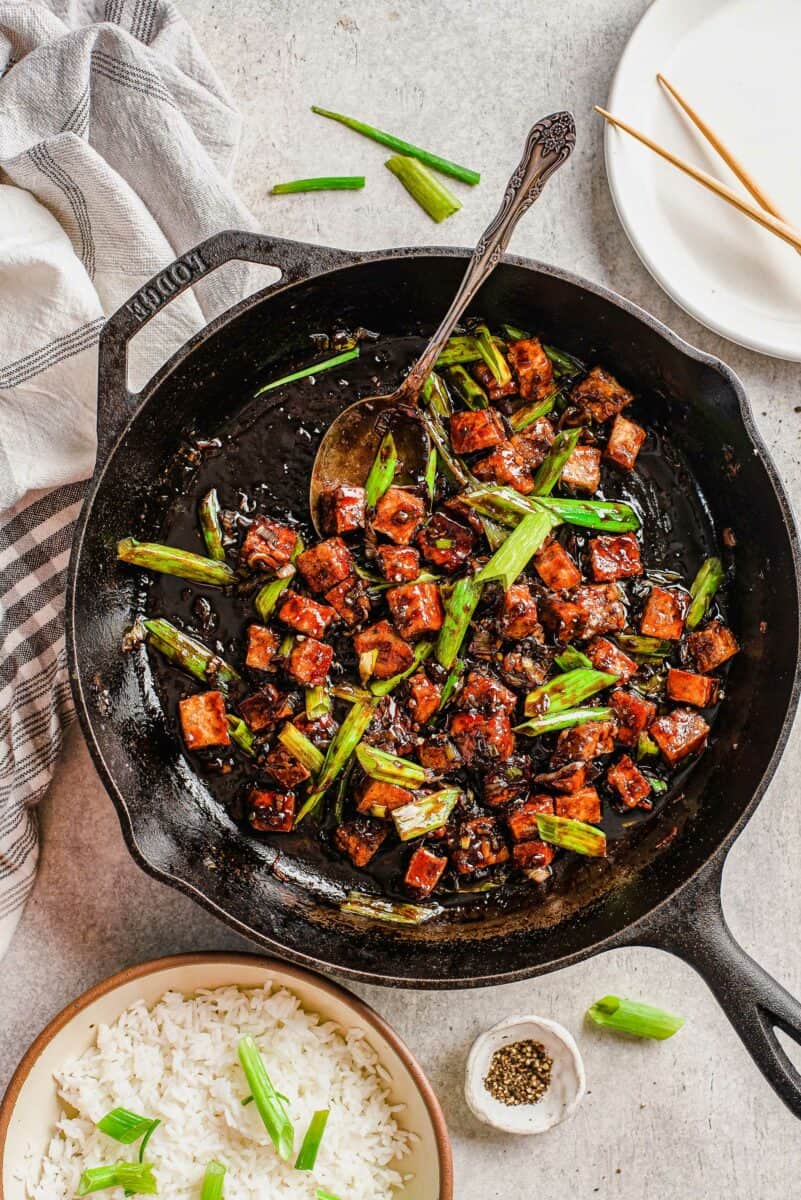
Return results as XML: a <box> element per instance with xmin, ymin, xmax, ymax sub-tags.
<box><xmin>0</xmin><ymin>954</ymin><xmax>451</xmax><ymax>1200</ymax></box>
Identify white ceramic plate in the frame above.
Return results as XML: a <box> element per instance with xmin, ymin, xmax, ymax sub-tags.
<box><xmin>605</xmin><ymin>0</ymin><xmax>801</xmax><ymax>359</ymax></box>
<box><xmin>0</xmin><ymin>954</ymin><xmax>452</xmax><ymax>1200</ymax></box>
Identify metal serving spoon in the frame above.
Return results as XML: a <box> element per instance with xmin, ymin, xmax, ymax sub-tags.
<box><xmin>309</xmin><ymin>111</ymin><xmax>576</xmax><ymax>533</ymax></box>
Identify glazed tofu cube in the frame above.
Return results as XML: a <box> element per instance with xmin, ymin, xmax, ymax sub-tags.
<box><xmin>240</xmin><ymin>517</ymin><xmax>297</xmax><ymax>573</ymax></box>
<box><xmin>377</xmin><ymin>544</ymin><xmax>420</xmax><ymax>583</ymax></box>
<box><xmin>404</xmin><ymin>846</ymin><xmax>448</xmax><ymax>897</ymax></box>
<box><xmin>554</xmin><ymin>785</ymin><xmax>601</xmax><ymax>823</ymax></box>
<box><xmin>418</xmin><ymin>734</ymin><xmax>462</xmax><ymax>773</ymax></box>
<box><xmin>561</xmin><ymin>445</ymin><xmax>602</xmax><ymax>493</ymax></box>
<box><xmin>248</xmin><ymin>788</ymin><xmax>295</xmax><ymax>833</ymax></box>
<box><xmin>416</xmin><ymin>511</ymin><xmax>476</xmax><ymax>572</ymax></box>
<box><xmin>507</xmin><ymin>338</ymin><xmax>554</xmax><ymax>401</ymax></box>
<box><xmin>335</xmin><ymin>816</ymin><xmax>388</xmax><ymax>867</ymax></box>
<box><xmin>356</xmin><ymin>778</ymin><xmax>414</xmax><ymax>817</ymax></box>
<box><xmin>371</xmin><ymin>486</ymin><xmax>426</xmax><ymax>545</ymax></box>
<box><xmin>287</xmin><ymin>637</ymin><xmax>334</xmax><ymax>687</ymax></box>
<box><xmin>534</xmin><ymin>540</ymin><xmax>581</xmax><ymax>592</ymax></box>
<box><xmin>506</xmin><ymin>795</ymin><xmax>554</xmax><ymax>841</ymax></box>
<box><xmin>500</xmin><ymin>584</ymin><xmax>542</xmax><ymax>640</ymax></box>
<box><xmin>245</xmin><ymin>624</ymin><xmax>279</xmax><ymax>671</ymax></box>
<box><xmin>321</xmin><ymin>485</ymin><xmax>365</xmax><ymax>535</ymax></box>
<box><xmin>387</xmin><ymin>581</ymin><xmax>444</xmax><ymax>641</ymax></box>
<box><xmin>552</xmin><ymin>718</ymin><xmax>617</xmax><ymax>765</ymax></box>
<box><xmin>650</xmin><ymin>707</ymin><xmax>710</xmax><ymax>765</ymax></box>
<box><xmin>457</xmin><ymin>670</ymin><xmax>517</xmax><ymax>714</ymax></box>
<box><xmin>587</xmin><ymin>636</ymin><xmax>638</xmax><ymax>682</ymax></box>
<box><xmin>640</xmin><ymin>586</ymin><xmax>688</xmax><ymax>640</ymax></box>
<box><xmin>473</xmin><ymin>442</ymin><xmax>534</xmax><ymax>494</ymax></box>
<box><xmin>278</xmin><ymin>592</ymin><xmax>336</xmax><ymax>638</ymax></box>
<box><xmin>293</xmin><ymin>712</ymin><xmax>338</xmax><ymax>747</ymax></box>
<box><xmin>406</xmin><ymin>671</ymin><xmax>442</xmax><ymax>724</ymax></box>
<box><xmin>509</xmin><ymin>419</ymin><xmax>556</xmax><ymax>470</ymax></box>
<box><xmin>472</xmin><ymin>360</ymin><xmax>517</xmax><ymax>403</ymax></box>
<box><xmin>610</xmin><ymin>688</ymin><xmax>657</xmax><ymax>747</ymax></box>
<box><xmin>264</xmin><ymin>744</ymin><xmax>311</xmax><ymax>790</ymax></box>
<box><xmin>297</xmin><ymin>537</ymin><xmax>353</xmax><ymax>594</ymax></box>
<box><xmin>179</xmin><ymin>690</ymin><xmax>230</xmax><ymax>750</ymax></box>
<box><xmin>569</xmin><ymin>366</ymin><xmax>633</xmax><ymax>424</ymax></box>
<box><xmin>483</xmin><ymin>758</ymin><xmax>531</xmax><ymax>808</ymax></box>
<box><xmin>667</xmin><ymin>668</ymin><xmax>719</xmax><ymax>708</ymax></box>
<box><xmin>512</xmin><ymin>839</ymin><xmax>555</xmax><ymax>874</ymax></box>
<box><xmin>606</xmin><ymin>755</ymin><xmax>652</xmax><ymax>809</ymax></box>
<box><xmin>452</xmin><ymin>816</ymin><xmax>510</xmax><ymax>874</ymax></box>
<box><xmin>537</xmin><ymin>595</ymin><xmax>582</xmax><ymax>643</ymax></box>
<box><xmin>450</xmin><ymin>409</ymin><xmax>506</xmax><ymax>455</ymax></box>
<box><xmin>605</xmin><ymin>414</ymin><xmax>646</xmax><ymax>471</ymax></box>
<box><xmin>541</xmin><ymin>584</ymin><xmax>626</xmax><ymax>642</ymax></box>
<box><xmin>687</xmin><ymin>620</ymin><xmax>739</xmax><ymax>674</ymax></box>
<box><xmin>534</xmin><ymin>762</ymin><xmax>587</xmax><ymax>794</ymax></box>
<box><xmin>449</xmin><ymin>710</ymin><xmax>515</xmax><ymax>764</ymax></box>
<box><xmin>353</xmin><ymin>620</ymin><xmax>414</xmax><ymax>679</ymax></box>
<box><xmin>239</xmin><ymin>684</ymin><xmax>283</xmax><ymax>732</ymax></box>
<box><xmin>588</xmin><ymin>532</ymin><xmax>643</xmax><ymax>582</ymax></box>
<box><xmin>324</xmin><ymin>576</ymin><xmax>371</xmax><ymax>626</ymax></box>
<box><xmin>365</xmin><ymin>695</ymin><xmax>416</xmax><ymax>757</ymax></box>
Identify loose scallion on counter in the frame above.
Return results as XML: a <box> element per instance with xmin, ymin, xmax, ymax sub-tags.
<box><xmin>200</xmin><ymin>1161</ymin><xmax>226</xmax><ymax>1200</ymax></box>
<box><xmin>271</xmin><ymin>176</ymin><xmax>365</xmax><ymax>194</ymax></box>
<box><xmin>586</xmin><ymin>995</ymin><xmax>685</xmax><ymax>1039</ymax></box>
<box><xmin>536</xmin><ymin>813</ymin><xmax>607</xmax><ymax>857</ymax></box>
<box><xmin>198</xmin><ymin>488</ymin><xmax>226</xmax><ymax>561</ymax></box>
<box><xmin>685</xmin><ymin>555</ymin><xmax>725</xmax><ymax>631</ymax></box>
<box><xmin>514</xmin><ymin>705</ymin><xmax>614</xmax><ymax>738</ymax></box>
<box><xmin>76</xmin><ymin>1163</ymin><xmax>157</xmax><ymax>1197</ymax></box>
<box><xmin>254</xmin><ymin>348</ymin><xmax>359</xmax><ymax>397</ymax></box>
<box><xmin>237</xmin><ymin>1035</ymin><xmax>294</xmax><ymax>1161</ymax></box>
<box><xmin>385</xmin><ymin>154</ymin><xmax>462</xmax><ymax>223</ymax></box>
<box><xmin>294</xmin><ymin>1109</ymin><xmax>330</xmax><ymax>1171</ymax></box>
<box><xmin>523</xmin><ymin>668</ymin><xmax>619</xmax><ymax>718</ymax></box>
<box><xmin>364</xmin><ymin>431</ymin><xmax>399</xmax><ymax>508</ymax></box>
<box><xmin>117</xmin><ymin>538</ymin><xmax>235</xmax><ymax>587</ymax></box>
<box><xmin>340</xmin><ymin>891</ymin><xmax>441</xmax><ymax>924</ymax></box>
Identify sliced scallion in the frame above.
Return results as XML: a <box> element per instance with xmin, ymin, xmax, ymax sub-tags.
<box><xmin>474</xmin><ymin>323</ymin><xmax>511</xmax><ymax>386</ymax></box>
<box><xmin>436</xmin><ymin>575</ymin><xmax>482</xmax><ymax>669</ymax></box>
<box><xmin>555</xmin><ymin>646</ymin><xmax>592</xmax><ymax>672</ymax></box>
<box><xmin>294</xmin><ymin>1109</ymin><xmax>330</xmax><ymax>1171</ymax></box>
<box><xmin>278</xmin><ymin>722</ymin><xmax>325</xmax><ymax>774</ymax></box>
<box><xmin>392</xmin><ymin>787</ymin><xmax>461</xmax><ymax>841</ymax></box>
<box><xmin>76</xmin><ymin>1164</ymin><xmax>157</xmax><ymax>1197</ymax></box>
<box><xmin>386</xmin><ymin>154</ymin><xmax>461</xmax><ymax>222</ymax></box>
<box><xmin>524</xmin><ymin>668</ymin><xmax>618</xmax><ymax>718</ymax></box>
<box><xmin>686</xmin><ymin>556</ymin><xmax>725</xmax><ymax>631</ymax></box>
<box><xmin>305</xmin><ymin>685</ymin><xmax>331</xmax><ymax>721</ymax></box>
<box><xmin>514</xmin><ymin>705</ymin><xmax>614</xmax><ymax>737</ymax></box>
<box><xmin>531</xmin><ymin>427</ymin><xmax>582</xmax><ymax>496</ymax></box>
<box><xmin>586</xmin><ymin>994</ymin><xmax>685</xmax><ymax>1039</ymax></box>
<box><xmin>509</xmin><ymin>391</ymin><xmax>558</xmax><ymax>431</ymax></box>
<box><xmin>356</xmin><ymin>742</ymin><xmax>427</xmax><ymax>787</ymax></box>
<box><xmin>96</xmin><ymin>1108</ymin><xmax>157</xmax><ymax>1146</ymax></box>
<box><xmin>198</xmin><ymin>489</ymin><xmax>226</xmax><ymax>561</ymax></box>
<box><xmin>145</xmin><ymin>618</ymin><xmax>240</xmax><ymax>690</ymax></box>
<box><xmin>237</xmin><ymin>1035</ymin><xmax>294</xmax><ymax>1161</ymax></box>
<box><xmin>341</xmin><ymin>891</ymin><xmax>441</xmax><ymax>924</ymax></box>
<box><xmin>227</xmin><ymin>714</ymin><xmax>256</xmax><ymax>757</ymax></box>
<box><xmin>296</xmin><ymin>698</ymin><xmax>375</xmax><ymax>823</ymax></box>
<box><xmin>255</xmin><ymin>535</ymin><xmax>304</xmax><ymax>621</ymax></box>
<box><xmin>272</xmin><ymin>176</ymin><xmax>365</xmax><ymax>193</ymax></box>
<box><xmin>364</xmin><ymin>431</ymin><xmax>398</xmax><ymax>508</ymax></box>
<box><xmin>255</xmin><ymin>348</ymin><xmax>359</xmax><ymax>397</ymax></box>
<box><xmin>475</xmin><ymin>509</ymin><xmax>558</xmax><ymax>592</ymax></box>
<box><xmin>536</xmin><ymin>812</ymin><xmax>607</xmax><ymax>857</ymax></box>
<box><xmin>370</xmin><ymin>640</ymin><xmax>433</xmax><ymax>697</ymax></box>
<box><xmin>118</xmin><ymin>538</ymin><xmax>235</xmax><ymax>587</ymax></box>
<box><xmin>200</xmin><ymin>1161</ymin><xmax>226</xmax><ymax>1200</ymax></box>
<box><xmin>447</xmin><ymin>363</ymin><xmax>487</xmax><ymax>410</ymax></box>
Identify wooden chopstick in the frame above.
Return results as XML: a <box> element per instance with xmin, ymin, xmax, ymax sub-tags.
<box><xmin>594</xmin><ymin>105</ymin><xmax>801</xmax><ymax>255</ymax></box>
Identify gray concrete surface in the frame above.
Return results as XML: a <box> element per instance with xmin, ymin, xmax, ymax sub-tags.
<box><xmin>4</xmin><ymin>1</ymin><xmax>801</xmax><ymax>1196</ymax></box>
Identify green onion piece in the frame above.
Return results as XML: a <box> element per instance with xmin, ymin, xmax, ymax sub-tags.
<box><xmin>227</xmin><ymin>715</ymin><xmax>256</xmax><ymax>757</ymax></box>
<box><xmin>255</xmin><ymin>348</ymin><xmax>359</xmax><ymax>397</ymax></box>
<box><xmin>435</xmin><ymin>335</ymin><xmax>482</xmax><ymax>366</ymax></box>
<box><xmin>305</xmin><ymin>685</ymin><xmax>331</xmax><ymax>721</ymax></box>
<box><xmin>419</xmin><ymin>409</ymin><xmax>470</xmax><ymax>487</ymax></box>
<box><xmin>531</xmin><ymin>427</ymin><xmax>582</xmax><ymax>496</ymax></box>
<box><xmin>587</xmin><ymin>995</ymin><xmax>685</xmax><ymax>1040</ymax></box>
<box><xmin>555</xmin><ymin>646</ymin><xmax>592</xmax><ymax>672</ymax></box>
<box><xmin>364</xmin><ymin>431</ymin><xmax>399</xmax><ymax>508</ymax></box>
<box><xmin>474</xmin><ymin>323</ymin><xmax>511</xmax><ymax>386</ymax></box>
<box><xmin>370</xmin><ymin>640</ymin><xmax>433</xmax><ymax>697</ymax></box>
<box><xmin>385</xmin><ymin>154</ymin><xmax>462</xmax><ymax>222</ymax></box>
<box><xmin>96</xmin><ymin>1108</ymin><xmax>156</xmax><ymax>1145</ymax></box>
<box><xmin>200</xmin><ymin>1161</ymin><xmax>226</xmax><ymax>1200</ymax></box>
<box><xmin>438</xmin><ymin>658</ymin><xmax>464</xmax><ymax>710</ymax></box>
<box><xmin>77</xmin><ymin>1164</ymin><xmax>157</xmax><ymax>1197</ymax></box>
<box><xmin>509</xmin><ymin>391</ymin><xmax>557</xmax><ymax>431</ymax></box>
<box><xmin>279</xmin><ymin>633</ymin><xmax>295</xmax><ymax>658</ymax></box>
<box><xmin>524</xmin><ymin>668</ymin><xmax>618</xmax><ymax>718</ymax></box>
<box><xmin>536</xmin><ymin>812</ymin><xmax>607</xmax><ymax>857</ymax></box>
<box><xmin>340</xmin><ymin>891</ymin><xmax>441</xmax><ymax>924</ymax></box>
<box><xmin>643</xmin><ymin>774</ymin><xmax>668</xmax><ymax>794</ymax></box>
<box><xmin>317</xmin><ymin>1190</ymin><xmax>342</xmax><ymax>1200</ymax></box>
<box><xmin>616</xmin><ymin>634</ymin><xmax>673</xmax><ymax>658</ymax></box>
<box><xmin>311</xmin><ymin>105</ymin><xmax>480</xmax><ymax>185</ymax></box>
<box><xmin>636</xmin><ymin>731</ymin><xmax>660</xmax><ymax>761</ymax></box>
<box><xmin>425</xmin><ymin>446</ymin><xmax>438</xmax><ymax>502</ymax></box>
<box><xmin>475</xmin><ymin>509</ymin><xmax>558</xmax><ymax>591</ymax></box>
<box><xmin>118</xmin><ymin>538</ymin><xmax>235</xmax><ymax>587</ymax></box>
<box><xmin>447</xmin><ymin>363</ymin><xmax>487</xmax><ymax>409</ymax></box>
<box><xmin>145</xmin><ymin>618</ymin><xmax>240</xmax><ymax>689</ymax></box>
<box><xmin>356</xmin><ymin>742</ymin><xmax>427</xmax><ymax>787</ymax></box>
<box><xmin>271</xmin><ymin>176</ymin><xmax>365</xmax><ymax>193</ymax></box>
<box><xmin>500</xmin><ymin>323</ymin><xmax>531</xmax><ymax>342</ymax></box>
<box><xmin>294</xmin><ymin>1110</ymin><xmax>330</xmax><ymax>1171</ymax></box>
<box><xmin>479</xmin><ymin>513</ymin><xmax>508</xmax><ymax>552</ymax></box>
<box><xmin>331</xmin><ymin>681</ymin><xmax>372</xmax><ymax>703</ymax></box>
<box><xmin>462</xmin><ymin>485</ymin><xmax>641</xmax><ymax>533</ymax></box>
<box><xmin>422</xmin><ymin>370</ymin><xmax>452</xmax><ymax>416</ymax></box>
<box><xmin>278</xmin><ymin>722</ymin><xmax>325</xmax><ymax>774</ymax></box>
<box><xmin>685</xmin><ymin>556</ymin><xmax>725</xmax><ymax>631</ymax></box>
<box><xmin>436</xmin><ymin>575</ymin><xmax>483</xmax><ymax>669</ymax></box>
<box><xmin>392</xmin><ymin>787</ymin><xmax>460</xmax><ymax>841</ymax></box>
<box><xmin>198</xmin><ymin>489</ymin><xmax>226</xmax><ymax>561</ymax></box>
<box><xmin>514</xmin><ymin>705</ymin><xmax>614</xmax><ymax>737</ymax></box>
<box><xmin>137</xmin><ymin>1121</ymin><xmax>160</xmax><ymax>1163</ymax></box>
<box><xmin>543</xmin><ymin>343</ymin><xmax>584</xmax><ymax>377</ymax></box>
<box><xmin>254</xmin><ymin>535</ymin><xmax>304</xmax><ymax>621</ymax></box>
<box><xmin>359</xmin><ymin>647</ymin><xmax>379</xmax><ymax>684</ymax></box>
<box><xmin>243</xmin><ymin>1091</ymin><xmax>288</xmax><ymax>1106</ymax></box>
<box><xmin>296</xmin><ymin>699</ymin><xmax>375</xmax><ymax>823</ymax></box>
<box><xmin>237</xmin><ymin>1035</ymin><xmax>294</xmax><ymax>1161</ymax></box>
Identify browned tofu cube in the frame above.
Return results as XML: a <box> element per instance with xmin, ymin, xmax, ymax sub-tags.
<box><xmin>552</xmin><ymin>718</ymin><xmax>617</xmax><ymax>765</ymax></box>
<box><xmin>293</xmin><ymin>712</ymin><xmax>338</xmax><ymax>747</ymax></box>
<box><xmin>407</xmin><ymin>671</ymin><xmax>442</xmax><ymax>724</ymax></box>
<box><xmin>512</xmin><ymin>839</ymin><xmax>555</xmax><ymax>874</ymax></box>
<box><xmin>509</xmin><ymin>419</ymin><xmax>556</xmax><ymax>470</ymax></box>
<box><xmin>640</xmin><ymin>586</ymin><xmax>688</xmax><ymax>640</ymax></box>
<box><xmin>297</xmin><ymin>537</ymin><xmax>353</xmax><ymax>594</ymax></box>
<box><xmin>387</xmin><ymin>581</ymin><xmax>444</xmax><ymax>641</ymax></box>
<box><xmin>687</xmin><ymin>620</ymin><xmax>739</xmax><ymax>674</ymax></box>
<box><xmin>457</xmin><ymin>670</ymin><xmax>517</xmax><ymax>714</ymax></box>
<box><xmin>534</xmin><ymin>762</ymin><xmax>587</xmax><ymax>793</ymax></box>
<box><xmin>483</xmin><ymin>758</ymin><xmax>530</xmax><ymax>808</ymax></box>
<box><xmin>264</xmin><ymin>744</ymin><xmax>311</xmax><ymax>789</ymax></box>
<box><xmin>450</xmin><ymin>409</ymin><xmax>506</xmax><ymax>455</ymax></box>
<box><xmin>449</xmin><ymin>710</ymin><xmax>515</xmax><ymax>764</ymax></box>
<box><xmin>534</xmin><ymin>540</ymin><xmax>581</xmax><ymax>592</ymax></box>
<box><xmin>179</xmin><ymin>690</ymin><xmax>230</xmax><ymax>750</ymax></box>
<box><xmin>605</xmin><ymin>414</ymin><xmax>646</xmax><ymax>471</ymax></box>
<box><xmin>561</xmin><ymin>445</ymin><xmax>602</xmax><ymax>493</ymax></box>
<box><xmin>416</xmin><ymin>511</ymin><xmax>476</xmax><ymax>572</ymax></box>
<box><xmin>335</xmin><ymin>816</ymin><xmax>388</xmax><ymax>867</ymax></box>
<box><xmin>353</xmin><ymin>620</ymin><xmax>414</xmax><ymax>679</ymax></box>
<box><xmin>569</xmin><ymin>366</ymin><xmax>633</xmax><ymax>424</ymax></box>
<box><xmin>321</xmin><ymin>485</ymin><xmax>365</xmax><ymax>535</ymax></box>
<box><xmin>245</xmin><ymin>625</ymin><xmax>279</xmax><ymax>671</ymax></box>
<box><xmin>667</xmin><ymin>668</ymin><xmax>719</xmax><ymax>708</ymax></box>
<box><xmin>404</xmin><ymin>846</ymin><xmax>448</xmax><ymax>897</ymax></box>
<box><xmin>610</xmin><ymin>688</ymin><xmax>657</xmax><ymax>747</ymax></box>
<box><xmin>325</xmin><ymin>576</ymin><xmax>371</xmax><ymax>626</ymax></box>
<box><xmin>239</xmin><ymin>684</ymin><xmax>283</xmax><ymax>732</ymax></box>
<box><xmin>453</xmin><ymin>816</ymin><xmax>510</xmax><ymax>875</ymax></box>
<box><xmin>249</xmin><ymin>788</ymin><xmax>295</xmax><ymax>833</ymax></box>
<box><xmin>500</xmin><ymin>584</ymin><xmax>542</xmax><ymax>640</ymax></box>
<box><xmin>607</xmin><ymin>755</ymin><xmax>652</xmax><ymax>809</ymax></box>
<box><xmin>418</xmin><ymin>734</ymin><xmax>461</xmax><ymax>773</ymax></box>
<box><xmin>588</xmin><ymin>532</ymin><xmax>643</xmax><ymax>582</ymax></box>
<box><xmin>554</xmin><ymin>785</ymin><xmax>601</xmax><ymax>823</ymax></box>
<box><xmin>507</xmin><ymin>338</ymin><xmax>554</xmax><ymax>401</ymax></box>
<box><xmin>506</xmin><ymin>795</ymin><xmax>554</xmax><ymax>841</ymax></box>
<box><xmin>541</xmin><ymin>584</ymin><xmax>626</xmax><ymax>642</ymax></box>
<box><xmin>377</xmin><ymin>544</ymin><xmax>420</xmax><ymax>583</ymax></box>
<box><xmin>356</xmin><ymin>778</ymin><xmax>414</xmax><ymax>817</ymax></box>
<box><xmin>650</xmin><ymin>707</ymin><xmax>710</xmax><ymax>765</ymax></box>
<box><xmin>538</xmin><ymin>595</ymin><xmax>582</xmax><ymax>643</ymax></box>
<box><xmin>472</xmin><ymin>360</ymin><xmax>517</xmax><ymax>403</ymax></box>
<box><xmin>278</xmin><ymin>592</ymin><xmax>336</xmax><ymax>638</ymax></box>
<box><xmin>587</xmin><ymin>636</ymin><xmax>638</xmax><ymax>682</ymax></box>
<box><xmin>371</xmin><ymin>486</ymin><xmax>426</xmax><ymax>545</ymax></box>
<box><xmin>287</xmin><ymin>637</ymin><xmax>334</xmax><ymax>686</ymax></box>
<box><xmin>240</xmin><ymin>517</ymin><xmax>297</xmax><ymax>573</ymax></box>
<box><xmin>473</xmin><ymin>442</ymin><xmax>535</xmax><ymax>494</ymax></box>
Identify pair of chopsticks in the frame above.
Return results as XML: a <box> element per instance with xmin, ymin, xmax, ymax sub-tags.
<box><xmin>596</xmin><ymin>75</ymin><xmax>801</xmax><ymax>254</ymax></box>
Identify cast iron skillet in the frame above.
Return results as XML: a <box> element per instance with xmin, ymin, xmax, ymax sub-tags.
<box><xmin>68</xmin><ymin>230</ymin><xmax>801</xmax><ymax>1116</ymax></box>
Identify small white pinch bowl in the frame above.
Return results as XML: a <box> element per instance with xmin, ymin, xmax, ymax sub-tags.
<box><xmin>465</xmin><ymin>1014</ymin><xmax>585</xmax><ymax>1134</ymax></box>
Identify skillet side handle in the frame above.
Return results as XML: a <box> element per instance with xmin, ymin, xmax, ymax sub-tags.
<box><xmin>635</xmin><ymin>859</ymin><xmax>801</xmax><ymax>1119</ymax></box>
<box><xmin>96</xmin><ymin>230</ymin><xmax>353</xmax><ymax>464</ymax></box>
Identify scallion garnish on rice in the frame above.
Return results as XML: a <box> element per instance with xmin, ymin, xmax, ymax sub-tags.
<box><xmin>76</xmin><ymin>1163</ymin><xmax>157</xmax><ymax>1196</ymax></box>
<box><xmin>237</xmin><ymin>1035</ymin><xmax>294</xmax><ymax>1161</ymax></box>
<box><xmin>96</xmin><ymin>1108</ymin><xmax>157</xmax><ymax>1145</ymax></box>
<box><xmin>200</xmin><ymin>1160</ymin><xmax>226</xmax><ymax>1200</ymax></box>
<box><xmin>294</xmin><ymin>1109</ymin><xmax>330</xmax><ymax>1171</ymax></box>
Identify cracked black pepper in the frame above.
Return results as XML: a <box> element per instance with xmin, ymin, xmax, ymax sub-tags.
<box><xmin>483</xmin><ymin>1038</ymin><xmax>553</xmax><ymax>1106</ymax></box>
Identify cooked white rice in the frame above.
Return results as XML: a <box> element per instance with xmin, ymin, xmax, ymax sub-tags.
<box><xmin>29</xmin><ymin>984</ymin><xmax>412</xmax><ymax>1200</ymax></box>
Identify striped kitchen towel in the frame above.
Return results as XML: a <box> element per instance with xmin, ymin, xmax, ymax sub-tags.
<box><xmin>0</xmin><ymin>0</ymin><xmax>259</xmax><ymax>957</ymax></box>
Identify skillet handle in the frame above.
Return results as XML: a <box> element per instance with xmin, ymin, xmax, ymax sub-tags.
<box><xmin>96</xmin><ymin>230</ymin><xmax>354</xmax><ymax>464</ymax></box>
<box><xmin>634</xmin><ymin>858</ymin><xmax>801</xmax><ymax>1118</ymax></box>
